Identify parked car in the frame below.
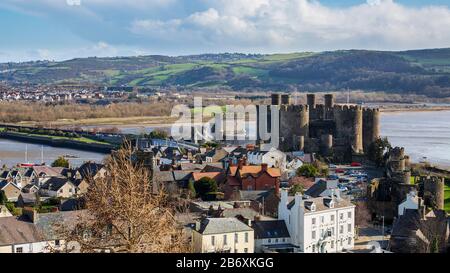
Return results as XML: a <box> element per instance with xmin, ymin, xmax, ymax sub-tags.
<box><xmin>328</xmin><ymin>175</ymin><xmax>339</xmax><ymax>180</ymax></box>
<box><xmin>329</xmin><ymin>164</ymin><xmax>337</xmax><ymax>169</ymax></box>
<box><xmin>335</xmin><ymin>169</ymin><xmax>345</xmax><ymax>173</ymax></box>
<box><xmin>351</xmin><ymin>162</ymin><xmax>362</xmax><ymax>167</ymax></box>
<box><xmin>339</xmin><ymin>178</ymin><xmax>350</xmax><ymax>183</ymax></box>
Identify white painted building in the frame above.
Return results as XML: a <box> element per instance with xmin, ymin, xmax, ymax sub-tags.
<box><xmin>192</xmin><ymin>218</ymin><xmax>254</xmax><ymax>253</ymax></box>
<box><xmin>247</xmin><ymin>147</ymin><xmax>286</xmax><ymax>169</ymax></box>
<box><xmin>398</xmin><ymin>191</ymin><xmax>419</xmax><ymax>217</ymax></box>
<box><xmin>278</xmin><ymin>189</ymin><xmax>355</xmax><ymax>253</ymax></box>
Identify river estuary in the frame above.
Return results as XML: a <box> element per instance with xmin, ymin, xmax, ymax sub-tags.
<box><xmin>0</xmin><ymin>110</ymin><xmax>449</xmax><ymax>168</ymax></box>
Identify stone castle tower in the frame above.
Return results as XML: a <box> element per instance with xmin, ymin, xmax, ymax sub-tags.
<box><xmin>262</xmin><ymin>93</ymin><xmax>380</xmax><ymax>160</ymax></box>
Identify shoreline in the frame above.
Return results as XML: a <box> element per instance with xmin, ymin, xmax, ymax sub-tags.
<box><xmin>7</xmin><ymin>105</ymin><xmax>450</xmax><ymax>128</ymax></box>
<box><xmin>380</xmin><ymin>107</ymin><xmax>450</xmax><ymax>113</ymax></box>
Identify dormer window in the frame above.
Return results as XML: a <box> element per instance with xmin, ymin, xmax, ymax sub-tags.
<box><xmin>310</xmin><ymin>203</ymin><xmax>316</xmax><ymax>212</ymax></box>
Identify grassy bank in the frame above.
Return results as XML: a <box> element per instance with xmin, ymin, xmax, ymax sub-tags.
<box><xmin>2</xmin><ymin>130</ymin><xmax>108</xmax><ymax>145</ymax></box>
<box><xmin>13</xmin><ymin>115</ymin><xmax>178</xmax><ymax>128</ymax></box>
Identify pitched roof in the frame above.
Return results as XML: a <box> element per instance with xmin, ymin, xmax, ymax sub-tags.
<box><xmin>221</xmin><ymin>208</ymin><xmax>259</xmax><ymax>219</ymax></box>
<box><xmin>32</xmin><ymin>166</ymin><xmax>65</xmax><ymax>177</ymax></box>
<box><xmin>0</xmin><ymin>217</ymin><xmax>45</xmax><ymax>246</ymax></box>
<box><xmin>153</xmin><ymin>171</ymin><xmax>175</xmax><ymax>183</ymax></box>
<box><xmin>173</xmin><ymin>170</ymin><xmax>196</xmax><ymax>181</ymax></box>
<box><xmin>192</xmin><ymin>172</ymin><xmax>222</xmax><ymax>182</ymax></box>
<box><xmin>40</xmin><ymin>177</ymin><xmax>72</xmax><ymax>191</ymax></box>
<box><xmin>201</xmin><ymin>164</ymin><xmax>224</xmax><ymax>173</ymax></box>
<box><xmin>196</xmin><ymin>217</ymin><xmax>253</xmax><ymax>235</ymax></box>
<box><xmin>35</xmin><ymin>210</ymin><xmax>87</xmax><ymax>240</ymax></box>
<box><xmin>253</xmin><ymin>220</ymin><xmax>290</xmax><ymax>239</ymax></box>
<box><xmin>239</xmin><ymin>190</ymin><xmax>271</xmax><ymax>202</ymax></box>
<box><xmin>229</xmin><ymin>166</ymin><xmax>281</xmax><ymax>178</ymax></box>
<box><xmin>287</xmin><ymin>195</ymin><xmax>354</xmax><ymax>212</ymax></box>
<box><xmin>289</xmin><ymin>176</ymin><xmax>315</xmax><ymax>189</ymax></box>
<box><xmin>77</xmin><ymin>162</ymin><xmax>104</xmax><ymax>179</ymax></box>
<box><xmin>305</xmin><ymin>180</ymin><xmax>338</xmax><ymax>198</ymax></box>
<box><xmin>0</xmin><ymin>181</ymin><xmax>20</xmax><ymax>191</ymax></box>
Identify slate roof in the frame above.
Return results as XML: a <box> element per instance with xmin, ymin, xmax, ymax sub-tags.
<box><xmin>153</xmin><ymin>171</ymin><xmax>175</xmax><ymax>183</ymax></box>
<box><xmin>40</xmin><ymin>177</ymin><xmax>71</xmax><ymax>191</ymax></box>
<box><xmin>287</xmin><ymin>196</ymin><xmax>354</xmax><ymax>212</ymax></box>
<box><xmin>173</xmin><ymin>170</ymin><xmax>197</xmax><ymax>182</ymax></box>
<box><xmin>22</xmin><ymin>184</ymin><xmax>38</xmax><ymax>192</ymax></box>
<box><xmin>179</xmin><ymin>163</ymin><xmax>206</xmax><ymax>171</ymax></box>
<box><xmin>391</xmin><ymin>209</ymin><xmax>421</xmax><ymax>238</ymax></box>
<box><xmin>77</xmin><ymin>162</ymin><xmax>104</xmax><ymax>179</ymax></box>
<box><xmin>201</xmin><ymin>164</ymin><xmax>224</xmax><ymax>173</ymax></box>
<box><xmin>0</xmin><ymin>181</ymin><xmax>20</xmax><ymax>191</ymax></box>
<box><xmin>196</xmin><ymin>218</ymin><xmax>253</xmax><ymax>235</ymax></box>
<box><xmin>239</xmin><ymin>190</ymin><xmax>271</xmax><ymax>202</ymax></box>
<box><xmin>253</xmin><ymin>220</ymin><xmax>290</xmax><ymax>239</ymax></box>
<box><xmin>35</xmin><ymin>210</ymin><xmax>87</xmax><ymax>240</ymax></box>
<box><xmin>221</xmin><ymin>208</ymin><xmax>259</xmax><ymax>220</ymax></box>
<box><xmin>305</xmin><ymin>179</ymin><xmax>338</xmax><ymax>198</ymax></box>
<box><xmin>0</xmin><ymin>217</ymin><xmax>45</xmax><ymax>246</ymax></box>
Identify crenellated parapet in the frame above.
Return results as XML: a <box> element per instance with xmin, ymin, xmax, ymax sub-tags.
<box><xmin>262</xmin><ymin>93</ymin><xmax>380</xmax><ymax>156</ymax></box>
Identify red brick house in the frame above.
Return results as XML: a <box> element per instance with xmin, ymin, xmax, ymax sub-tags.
<box><xmin>224</xmin><ymin>162</ymin><xmax>281</xmax><ymax>199</ymax></box>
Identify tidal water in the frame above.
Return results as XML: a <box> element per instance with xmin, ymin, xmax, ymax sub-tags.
<box><xmin>0</xmin><ymin>139</ymin><xmax>106</xmax><ymax>168</ymax></box>
<box><xmin>1</xmin><ymin>111</ymin><xmax>447</xmax><ymax>168</ymax></box>
<box><xmin>381</xmin><ymin>111</ymin><xmax>450</xmax><ymax>167</ymax></box>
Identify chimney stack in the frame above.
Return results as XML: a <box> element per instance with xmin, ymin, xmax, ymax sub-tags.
<box><xmin>238</xmin><ymin>159</ymin><xmax>244</xmax><ymax>170</ymax></box>
<box><xmin>261</xmin><ymin>163</ymin><xmax>268</xmax><ymax>172</ymax></box>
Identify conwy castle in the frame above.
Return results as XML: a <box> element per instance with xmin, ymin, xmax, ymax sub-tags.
<box><xmin>258</xmin><ymin>93</ymin><xmax>381</xmax><ymax>161</ymax></box>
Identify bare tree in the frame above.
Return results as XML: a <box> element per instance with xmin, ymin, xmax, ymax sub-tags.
<box><xmin>414</xmin><ymin>213</ymin><xmax>448</xmax><ymax>253</ymax></box>
<box><xmin>56</xmin><ymin>141</ymin><xmax>191</xmax><ymax>253</ymax></box>
<box><xmin>355</xmin><ymin>201</ymin><xmax>372</xmax><ymax>228</ymax></box>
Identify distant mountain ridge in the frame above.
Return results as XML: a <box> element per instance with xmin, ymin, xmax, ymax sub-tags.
<box><xmin>1</xmin><ymin>49</ymin><xmax>450</xmax><ymax>97</ymax></box>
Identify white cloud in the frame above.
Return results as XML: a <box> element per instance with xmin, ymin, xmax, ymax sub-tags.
<box><xmin>130</xmin><ymin>0</ymin><xmax>450</xmax><ymax>52</ymax></box>
<box><xmin>2</xmin><ymin>0</ymin><xmax>450</xmax><ymax>60</ymax></box>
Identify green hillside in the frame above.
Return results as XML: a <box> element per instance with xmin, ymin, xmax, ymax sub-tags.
<box><xmin>1</xmin><ymin>49</ymin><xmax>450</xmax><ymax>97</ymax></box>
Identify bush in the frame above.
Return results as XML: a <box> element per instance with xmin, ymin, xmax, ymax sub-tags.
<box><xmin>5</xmin><ymin>202</ymin><xmax>22</xmax><ymax>216</ymax></box>
<box><xmin>0</xmin><ymin>190</ymin><xmax>7</xmax><ymax>205</ymax></box>
<box><xmin>51</xmin><ymin>156</ymin><xmax>70</xmax><ymax>168</ymax></box>
<box><xmin>194</xmin><ymin>177</ymin><xmax>218</xmax><ymax>200</ymax></box>
<box><xmin>149</xmin><ymin>130</ymin><xmax>168</xmax><ymax>139</ymax></box>
<box><xmin>46</xmin><ymin>197</ymin><xmax>61</xmax><ymax>206</ymax></box>
<box><xmin>296</xmin><ymin>164</ymin><xmax>319</xmax><ymax>178</ymax></box>
<box><xmin>188</xmin><ymin>180</ymin><xmax>196</xmax><ymax>199</ymax></box>
<box><xmin>289</xmin><ymin>184</ymin><xmax>305</xmax><ymax>195</ymax></box>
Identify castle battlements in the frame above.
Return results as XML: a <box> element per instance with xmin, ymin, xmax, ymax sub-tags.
<box><xmin>261</xmin><ymin>93</ymin><xmax>380</xmax><ymax>160</ymax></box>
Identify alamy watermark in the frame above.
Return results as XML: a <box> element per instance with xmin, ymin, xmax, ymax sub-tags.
<box><xmin>170</xmin><ymin>97</ymin><xmax>280</xmax><ymax>148</ymax></box>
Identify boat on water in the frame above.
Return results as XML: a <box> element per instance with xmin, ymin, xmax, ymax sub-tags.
<box><xmin>64</xmin><ymin>154</ymin><xmax>79</xmax><ymax>159</ymax></box>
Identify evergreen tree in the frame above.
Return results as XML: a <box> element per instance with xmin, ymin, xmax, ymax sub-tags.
<box><xmin>51</xmin><ymin>156</ymin><xmax>70</xmax><ymax>168</ymax></box>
